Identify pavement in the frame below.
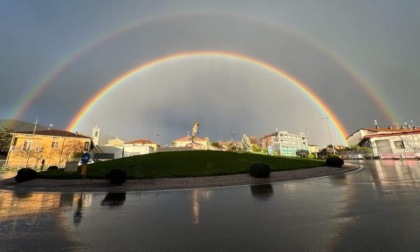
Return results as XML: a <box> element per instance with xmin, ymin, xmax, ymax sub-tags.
<box><xmin>0</xmin><ymin>163</ymin><xmax>360</xmax><ymax>192</ymax></box>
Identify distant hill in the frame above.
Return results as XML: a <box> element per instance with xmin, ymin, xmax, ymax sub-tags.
<box><xmin>0</xmin><ymin>119</ymin><xmax>49</xmax><ymax>132</ymax></box>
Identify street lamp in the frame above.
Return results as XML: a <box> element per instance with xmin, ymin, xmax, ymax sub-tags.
<box><xmin>321</xmin><ymin>114</ymin><xmax>335</xmax><ymax>154</ymax></box>
<box><xmin>410</xmin><ymin>120</ymin><xmax>418</xmax><ymax>152</ymax></box>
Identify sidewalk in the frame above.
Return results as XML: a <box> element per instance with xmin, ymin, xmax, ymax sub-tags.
<box><xmin>0</xmin><ymin>164</ymin><xmax>360</xmax><ymax>193</ymax></box>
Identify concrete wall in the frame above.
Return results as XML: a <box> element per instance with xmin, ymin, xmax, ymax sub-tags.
<box><xmin>370</xmin><ymin>134</ymin><xmax>420</xmax><ymax>158</ymax></box>
<box><xmin>122</xmin><ymin>145</ymin><xmax>154</xmax><ymax>157</ymax></box>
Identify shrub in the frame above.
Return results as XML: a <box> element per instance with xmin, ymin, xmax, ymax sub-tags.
<box><xmin>249</xmin><ymin>162</ymin><xmax>271</xmax><ymax>178</ymax></box>
<box><xmin>108</xmin><ymin>168</ymin><xmax>127</xmax><ymax>185</ymax></box>
<box><xmin>15</xmin><ymin>168</ymin><xmax>38</xmax><ymax>183</ymax></box>
<box><xmin>47</xmin><ymin>166</ymin><xmax>58</xmax><ymax>171</ymax></box>
<box><xmin>326</xmin><ymin>156</ymin><xmax>344</xmax><ymax>167</ymax></box>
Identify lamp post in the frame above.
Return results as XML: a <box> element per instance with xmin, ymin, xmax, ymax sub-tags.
<box><xmin>321</xmin><ymin>115</ymin><xmax>335</xmax><ymax>154</ymax></box>
<box><xmin>411</xmin><ymin>120</ymin><xmax>418</xmax><ymax>153</ymax></box>
<box><xmin>306</xmin><ymin>127</ymin><xmax>310</xmax><ymax>154</ymax></box>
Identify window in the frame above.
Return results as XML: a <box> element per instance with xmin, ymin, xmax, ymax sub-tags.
<box><xmin>84</xmin><ymin>141</ymin><xmax>90</xmax><ymax>151</ymax></box>
<box><xmin>51</xmin><ymin>141</ymin><xmax>59</xmax><ymax>148</ymax></box>
<box><xmin>394</xmin><ymin>141</ymin><xmax>405</xmax><ymax>149</ymax></box>
<box><xmin>23</xmin><ymin>140</ymin><xmax>32</xmax><ymax>151</ymax></box>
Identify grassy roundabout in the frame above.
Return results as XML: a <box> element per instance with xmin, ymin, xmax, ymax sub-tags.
<box><xmin>38</xmin><ymin>150</ymin><xmax>324</xmax><ymax>179</ymax></box>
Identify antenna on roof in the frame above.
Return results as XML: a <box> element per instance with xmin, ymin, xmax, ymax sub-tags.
<box><xmin>374</xmin><ymin>120</ymin><xmax>378</xmax><ymax>129</ymax></box>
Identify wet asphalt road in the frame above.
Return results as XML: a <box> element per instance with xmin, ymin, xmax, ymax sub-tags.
<box><xmin>1</xmin><ymin>160</ymin><xmax>420</xmax><ymax>251</ymax></box>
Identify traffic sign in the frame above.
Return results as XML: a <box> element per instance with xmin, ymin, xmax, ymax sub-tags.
<box><xmin>81</xmin><ymin>152</ymin><xmax>91</xmax><ymax>164</ymax></box>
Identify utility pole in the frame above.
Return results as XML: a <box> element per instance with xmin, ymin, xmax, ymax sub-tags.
<box><xmin>25</xmin><ymin>119</ymin><xmax>38</xmax><ymax>168</ymax></box>
<box><xmin>306</xmin><ymin>127</ymin><xmax>311</xmax><ymax>155</ymax></box>
<box><xmin>321</xmin><ymin>114</ymin><xmax>335</xmax><ymax>154</ymax></box>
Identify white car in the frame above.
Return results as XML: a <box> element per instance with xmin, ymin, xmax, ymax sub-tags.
<box><xmin>78</xmin><ymin>160</ymin><xmax>95</xmax><ymax>166</ymax></box>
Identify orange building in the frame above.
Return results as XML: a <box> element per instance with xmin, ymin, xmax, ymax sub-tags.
<box><xmin>5</xmin><ymin>129</ymin><xmax>92</xmax><ymax>169</ymax></box>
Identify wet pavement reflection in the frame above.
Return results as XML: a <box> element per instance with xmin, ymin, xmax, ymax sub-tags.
<box><xmin>1</xmin><ymin>160</ymin><xmax>420</xmax><ymax>251</ymax></box>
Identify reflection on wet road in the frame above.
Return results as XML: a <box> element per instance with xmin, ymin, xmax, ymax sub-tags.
<box><xmin>1</xmin><ymin>160</ymin><xmax>420</xmax><ymax>251</ymax></box>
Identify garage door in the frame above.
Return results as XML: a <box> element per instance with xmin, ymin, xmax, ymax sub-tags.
<box><xmin>375</xmin><ymin>140</ymin><xmax>392</xmax><ymax>154</ymax></box>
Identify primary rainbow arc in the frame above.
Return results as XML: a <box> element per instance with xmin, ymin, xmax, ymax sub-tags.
<box><xmin>66</xmin><ymin>51</ymin><xmax>349</xmax><ymax>143</ymax></box>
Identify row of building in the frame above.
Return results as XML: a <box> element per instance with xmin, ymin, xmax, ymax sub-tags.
<box><xmin>3</xmin><ymin>123</ymin><xmax>420</xmax><ymax>169</ymax></box>
<box><xmin>3</xmin><ymin>125</ymin><xmax>316</xmax><ymax>169</ymax></box>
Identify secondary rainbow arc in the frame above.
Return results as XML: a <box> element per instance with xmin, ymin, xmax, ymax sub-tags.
<box><xmin>10</xmin><ymin>12</ymin><xmax>397</xmax><ymax>128</ymax></box>
<box><xmin>66</xmin><ymin>51</ymin><xmax>349</xmax><ymax>143</ymax></box>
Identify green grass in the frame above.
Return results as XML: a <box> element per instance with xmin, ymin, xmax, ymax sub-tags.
<box><xmin>37</xmin><ymin>150</ymin><xmax>325</xmax><ymax>179</ymax></box>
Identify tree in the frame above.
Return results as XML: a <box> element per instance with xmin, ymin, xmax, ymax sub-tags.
<box><xmin>228</xmin><ymin>142</ymin><xmax>240</xmax><ymax>152</ymax></box>
<box><xmin>249</xmin><ymin>136</ymin><xmax>261</xmax><ymax>146</ymax></box>
<box><xmin>14</xmin><ymin>142</ymin><xmax>47</xmax><ymax>168</ymax></box>
<box><xmin>211</xmin><ymin>142</ymin><xmax>220</xmax><ymax>148</ymax></box>
<box><xmin>241</xmin><ymin>134</ymin><xmax>252</xmax><ymax>152</ymax></box>
<box><xmin>0</xmin><ymin>127</ymin><xmax>12</xmax><ymax>154</ymax></box>
<box><xmin>30</xmin><ymin>144</ymin><xmax>47</xmax><ymax>167</ymax></box>
<box><xmin>252</xmin><ymin>144</ymin><xmax>260</xmax><ymax>152</ymax></box>
<box><xmin>52</xmin><ymin>139</ymin><xmax>84</xmax><ymax>165</ymax></box>
<box><xmin>262</xmin><ymin>147</ymin><xmax>268</xmax><ymax>154</ymax></box>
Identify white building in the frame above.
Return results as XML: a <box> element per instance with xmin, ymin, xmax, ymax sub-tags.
<box><xmin>91</xmin><ymin>126</ymin><xmax>100</xmax><ymax>146</ymax></box>
<box><xmin>347</xmin><ymin>127</ymin><xmax>420</xmax><ymax>159</ymax></box>
<box><xmin>122</xmin><ymin>139</ymin><xmax>157</xmax><ymax>157</ymax></box>
<box><xmin>261</xmin><ymin>131</ymin><xmax>309</xmax><ymax>157</ymax></box>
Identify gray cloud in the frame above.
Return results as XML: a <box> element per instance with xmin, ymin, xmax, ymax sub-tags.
<box><xmin>1</xmin><ymin>0</ymin><xmax>418</xmax><ymax>146</ymax></box>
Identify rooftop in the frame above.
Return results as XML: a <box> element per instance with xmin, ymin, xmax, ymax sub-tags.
<box><xmin>13</xmin><ymin>129</ymin><xmax>91</xmax><ymax>139</ymax></box>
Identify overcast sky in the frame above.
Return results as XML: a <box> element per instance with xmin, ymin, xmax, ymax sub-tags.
<box><xmin>1</xmin><ymin>0</ymin><xmax>419</xmax><ymax>146</ymax></box>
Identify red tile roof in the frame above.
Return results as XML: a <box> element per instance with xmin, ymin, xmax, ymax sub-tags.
<box><xmin>364</xmin><ymin>131</ymin><xmax>420</xmax><ymax>139</ymax></box>
<box><xmin>362</xmin><ymin>127</ymin><xmax>420</xmax><ymax>133</ymax></box>
<box><xmin>125</xmin><ymin>139</ymin><xmax>156</xmax><ymax>144</ymax></box>
<box><xmin>347</xmin><ymin>127</ymin><xmax>420</xmax><ymax>138</ymax></box>
<box><xmin>174</xmin><ymin>136</ymin><xmax>206</xmax><ymax>142</ymax></box>
<box><xmin>13</xmin><ymin>129</ymin><xmax>91</xmax><ymax>139</ymax></box>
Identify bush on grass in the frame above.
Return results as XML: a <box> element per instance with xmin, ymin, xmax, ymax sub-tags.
<box><xmin>326</xmin><ymin>156</ymin><xmax>344</xmax><ymax>167</ymax></box>
<box><xmin>107</xmin><ymin>168</ymin><xmax>127</xmax><ymax>185</ymax></box>
<box><xmin>249</xmin><ymin>162</ymin><xmax>271</xmax><ymax>178</ymax></box>
<box><xmin>15</xmin><ymin>168</ymin><xmax>38</xmax><ymax>183</ymax></box>
<box><xmin>47</xmin><ymin>166</ymin><xmax>58</xmax><ymax>171</ymax></box>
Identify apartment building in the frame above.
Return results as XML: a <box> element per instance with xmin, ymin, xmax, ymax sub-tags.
<box><xmin>261</xmin><ymin>131</ymin><xmax>309</xmax><ymax>157</ymax></box>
